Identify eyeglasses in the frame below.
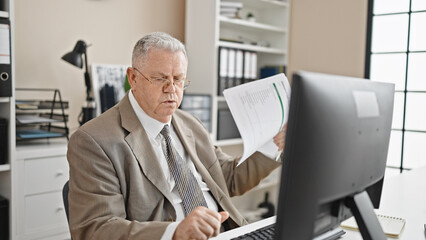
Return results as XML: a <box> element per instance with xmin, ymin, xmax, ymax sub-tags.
<box><xmin>133</xmin><ymin>67</ymin><xmax>191</xmax><ymax>89</ymax></box>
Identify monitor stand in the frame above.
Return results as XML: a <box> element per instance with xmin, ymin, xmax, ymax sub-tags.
<box><xmin>313</xmin><ymin>227</ymin><xmax>346</xmax><ymax>240</ymax></box>
<box><xmin>346</xmin><ymin>191</ymin><xmax>387</xmax><ymax>240</ymax></box>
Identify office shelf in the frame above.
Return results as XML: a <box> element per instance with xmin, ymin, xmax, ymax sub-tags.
<box><xmin>186</xmin><ymin>0</ymin><xmax>290</xmax><ymax>144</ymax></box>
<box><xmin>238</xmin><ymin>0</ymin><xmax>289</xmax><ymax>9</ymax></box>
<box><xmin>219</xmin><ymin>16</ymin><xmax>287</xmax><ymax>33</ymax></box>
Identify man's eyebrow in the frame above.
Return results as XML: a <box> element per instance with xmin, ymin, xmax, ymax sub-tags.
<box><xmin>151</xmin><ymin>72</ymin><xmax>186</xmax><ymax>77</ymax></box>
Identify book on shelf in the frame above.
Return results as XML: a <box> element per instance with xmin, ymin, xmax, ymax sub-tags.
<box><xmin>340</xmin><ymin>214</ymin><xmax>406</xmax><ymax>238</ymax></box>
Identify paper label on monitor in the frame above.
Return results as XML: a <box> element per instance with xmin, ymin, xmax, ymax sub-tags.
<box><xmin>353</xmin><ymin>91</ymin><xmax>380</xmax><ymax>118</ymax></box>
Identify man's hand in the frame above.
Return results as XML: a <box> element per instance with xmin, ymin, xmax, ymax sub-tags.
<box><xmin>173</xmin><ymin>207</ymin><xmax>229</xmax><ymax>240</ymax></box>
<box><xmin>273</xmin><ymin>123</ymin><xmax>287</xmax><ymax>151</ymax></box>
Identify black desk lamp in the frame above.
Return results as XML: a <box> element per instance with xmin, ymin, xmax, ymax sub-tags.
<box><xmin>62</xmin><ymin>40</ymin><xmax>96</xmax><ymax>125</ymax></box>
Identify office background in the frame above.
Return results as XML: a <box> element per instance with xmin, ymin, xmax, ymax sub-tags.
<box><xmin>5</xmin><ymin>0</ymin><xmax>423</xmax><ymax>239</ymax></box>
<box><xmin>14</xmin><ymin>0</ymin><xmax>367</xmax><ymax>132</ymax></box>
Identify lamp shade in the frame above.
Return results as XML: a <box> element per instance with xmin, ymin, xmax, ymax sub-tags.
<box><xmin>61</xmin><ymin>40</ymin><xmax>87</xmax><ymax>69</ymax></box>
<box><xmin>61</xmin><ymin>51</ymin><xmax>83</xmax><ymax>68</ymax></box>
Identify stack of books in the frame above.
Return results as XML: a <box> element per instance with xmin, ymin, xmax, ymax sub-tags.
<box><xmin>220</xmin><ymin>1</ymin><xmax>243</xmax><ymax>18</ymax></box>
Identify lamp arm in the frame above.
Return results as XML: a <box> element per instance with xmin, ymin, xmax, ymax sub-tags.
<box><xmin>83</xmin><ymin>52</ymin><xmax>92</xmax><ymax>100</ymax></box>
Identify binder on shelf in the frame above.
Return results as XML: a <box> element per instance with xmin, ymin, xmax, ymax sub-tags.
<box><xmin>250</xmin><ymin>52</ymin><xmax>258</xmax><ymax>82</ymax></box>
<box><xmin>260</xmin><ymin>65</ymin><xmax>287</xmax><ymax>79</ymax></box>
<box><xmin>235</xmin><ymin>49</ymin><xmax>244</xmax><ymax>86</ymax></box>
<box><xmin>243</xmin><ymin>51</ymin><xmax>251</xmax><ymax>84</ymax></box>
<box><xmin>218</xmin><ymin>47</ymin><xmax>229</xmax><ymax>96</ymax></box>
<box><xmin>227</xmin><ymin>48</ymin><xmax>236</xmax><ymax>89</ymax></box>
<box><xmin>0</xmin><ymin>118</ymin><xmax>7</xmax><ymax>164</ymax></box>
<box><xmin>0</xmin><ymin>18</ymin><xmax>11</xmax><ymax>97</ymax></box>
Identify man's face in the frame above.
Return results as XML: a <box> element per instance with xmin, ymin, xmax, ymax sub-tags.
<box><xmin>127</xmin><ymin>48</ymin><xmax>187</xmax><ymax>123</ymax></box>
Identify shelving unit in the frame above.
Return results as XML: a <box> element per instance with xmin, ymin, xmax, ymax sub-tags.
<box><xmin>185</xmin><ymin>0</ymin><xmax>290</xmax><ymax>144</ymax></box>
<box><xmin>0</xmin><ymin>0</ymin><xmax>14</xmax><ymax>239</ymax></box>
<box><xmin>185</xmin><ymin>0</ymin><xmax>289</xmax><ymax>218</ymax></box>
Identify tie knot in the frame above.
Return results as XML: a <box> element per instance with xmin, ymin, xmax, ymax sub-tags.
<box><xmin>160</xmin><ymin>125</ymin><xmax>170</xmax><ymax>138</ymax></box>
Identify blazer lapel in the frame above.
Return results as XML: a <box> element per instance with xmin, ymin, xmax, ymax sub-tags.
<box><xmin>118</xmin><ymin>95</ymin><xmax>174</xmax><ymax>206</ymax></box>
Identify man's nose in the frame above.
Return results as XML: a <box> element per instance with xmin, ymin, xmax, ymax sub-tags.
<box><xmin>163</xmin><ymin>79</ymin><xmax>177</xmax><ymax>92</ymax></box>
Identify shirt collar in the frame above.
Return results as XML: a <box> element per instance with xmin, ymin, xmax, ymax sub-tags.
<box><xmin>128</xmin><ymin>90</ymin><xmax>171</xmax><ymax>139</ymax></box>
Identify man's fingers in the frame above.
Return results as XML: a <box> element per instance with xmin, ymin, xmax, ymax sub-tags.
<box><xmin>219</xmin><ymin>211</ymin><xmax>229</xmax><ymax>223</ymax></box>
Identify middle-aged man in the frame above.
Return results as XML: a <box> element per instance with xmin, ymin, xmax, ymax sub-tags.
<box><xmin>67</xmin><ymin>32</ymin><xmax>286</xmax><ymax>240</ymax></box>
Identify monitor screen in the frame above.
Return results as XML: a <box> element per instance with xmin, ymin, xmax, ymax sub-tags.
<box><xmin>275</xmin><ymin>71</ymin><xmax>394</xmax><ymax>240</ymax></box>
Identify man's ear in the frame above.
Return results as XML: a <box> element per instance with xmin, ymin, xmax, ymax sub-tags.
<box><xmin>126</xmin><ymin>67</ymin><xmax>136</xmax><ymax>89</ymax></box>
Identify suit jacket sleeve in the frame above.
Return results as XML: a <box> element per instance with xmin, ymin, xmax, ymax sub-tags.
<box><xmin>67</xmin><ymin>129</ymin><xmax>171</xmax><ymax>240</ymax></box>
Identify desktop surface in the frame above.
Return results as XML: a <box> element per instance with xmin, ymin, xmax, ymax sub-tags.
<box><xmin>341</xmin><ymin>166</ymin><xmax>426</xmax><ymax>240</ymax></box>
<box><xmin>215</xmin><ymin>166</ymin><xmax>426</xmax><ymax>240</ymax></box>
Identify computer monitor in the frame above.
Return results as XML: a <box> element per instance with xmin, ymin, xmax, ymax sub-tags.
<box><xmin>275</xmin><ymin>71</ymin><xmax>394</xmax><ymax>240</ymax></box>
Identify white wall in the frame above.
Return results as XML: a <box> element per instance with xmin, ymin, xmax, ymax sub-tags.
<box><xmin>14</xmin><ymin>0</ymin><xmax>185</xmax><ymax>131</ymax></box>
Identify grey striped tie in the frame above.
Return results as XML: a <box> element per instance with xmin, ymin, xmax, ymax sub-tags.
<box><xmin>160</xmin><ymin>125</ymin><xmax>208</xmax><ymax>215</ymax></box>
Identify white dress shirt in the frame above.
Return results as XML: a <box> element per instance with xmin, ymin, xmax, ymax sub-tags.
<box><xmin>128</xmin><ymin>91</ymin><xmax>218</xmax><ymax>239</ymax></box>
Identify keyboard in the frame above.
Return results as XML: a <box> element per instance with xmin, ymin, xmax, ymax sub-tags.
<box><xmin>231</xmin><ymin>223</ymin><xmax>275</xmax><ymax>240</ymax></box>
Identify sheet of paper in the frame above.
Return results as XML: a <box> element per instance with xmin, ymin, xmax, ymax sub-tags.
<box><xmin>223</xmin><ymin>73</ymin><xmax>291</xmax><ymax>165</ymax></box>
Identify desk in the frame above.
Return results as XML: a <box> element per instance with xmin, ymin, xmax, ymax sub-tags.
<box><xmin>342</xmin><ymin>166</ymin><xmax>426</xmax><ymax>240</ymax></box>
<box><xmin>214</xmin><ymin>166</ymin><xmax>426</xmax><ymax>239</ymax></box>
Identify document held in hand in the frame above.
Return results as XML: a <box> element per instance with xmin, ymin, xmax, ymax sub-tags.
<box><xmin>223</xmin><ymin>73</ymin><xmax>291</xmax><ymax>166</ymax></box>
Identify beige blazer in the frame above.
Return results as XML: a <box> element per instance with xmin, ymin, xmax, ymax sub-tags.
<box><xmin>67</xmin><ymin>94</ymin><xmax>281</xmax><ymax>240</ymax></box>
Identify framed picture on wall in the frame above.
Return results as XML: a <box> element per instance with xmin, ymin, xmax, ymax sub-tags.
<box><xmin>91</xmin><ymin>63</ymin><xmax>129</xmax><ymax>116</ymax></box>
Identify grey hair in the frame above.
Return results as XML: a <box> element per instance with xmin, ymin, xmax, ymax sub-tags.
<box><xmin>131</xmin><ymin>32</ymin><xmax>187</xmax><ymax>67</ymax></box>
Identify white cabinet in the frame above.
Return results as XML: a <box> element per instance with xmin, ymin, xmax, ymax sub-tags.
<box><xmin>14</xmin><ymin>141</ymin><xmax>70</xmax><ymax>240</ymax></box>
<box><xmin>185</xmin><ymin>0</ymin><xmax>290</xmax><ymax>145</ymax></box>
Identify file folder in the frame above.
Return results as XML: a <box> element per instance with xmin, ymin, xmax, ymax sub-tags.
<box><xmin>250</xmin><ymin>52</ymin><xmax>257</xmax><ymax>81</ymax></box>
<box><xmin>0</xmin><ymin>18</ymin><xmax>11</xmax><ymax>97</ymax></box>
<box><xmin>235</xmin><ymin>49</ymin><xmax>243</xmax><ymax>86</ymax></box>
<box><xmin>227</xmin><ymin>48</ymin><xmax>236</xmax><ymax>89</ymax></box>
<box><xmin>218</xmin><ymin>47</ymin><xmax>228</xmax><ymax>96</ymax></box>
<box><xmin>243</xmin><ymin>51</ymin><xmax>251</xmax><ymax>84</ymax></box>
